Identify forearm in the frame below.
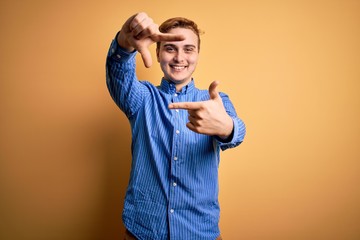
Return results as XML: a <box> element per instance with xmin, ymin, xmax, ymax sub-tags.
<box><xmin>217</xmin><ymin>93</ymin><xmax>246</xmax><ymax>150</ymax></box>
<box><xmin>106</xmin><ymin>37</ymin><xmax>146</xmax><ymax>117</ymax></box>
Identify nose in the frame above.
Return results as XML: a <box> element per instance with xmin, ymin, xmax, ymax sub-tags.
<box><xmin>173</xmin><ymin>50</ymin><xmax>185</xmax><ymax>63</ymax></box>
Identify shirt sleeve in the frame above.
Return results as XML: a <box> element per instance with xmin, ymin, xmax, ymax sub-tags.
<box><xmin>106</xmin><ymin>34</ymin><xmax>149</xmax><ymax>118</ymax></box>
<box><xmin>215</xmin><ymin>92</ymin><xmax>246</xmax><ymax>151</ymax></box>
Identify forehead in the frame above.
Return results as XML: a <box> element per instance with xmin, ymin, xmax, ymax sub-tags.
<box><xmin>162</xmin><ymin>27</ymin><xmax>198</xmax><ymax>48</ymax></box>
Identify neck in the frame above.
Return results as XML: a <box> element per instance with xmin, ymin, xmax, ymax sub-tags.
<box><xmin>175</xmin><ymin>82</ymin><xmax>188</xmax><ymax>92</ymax></box>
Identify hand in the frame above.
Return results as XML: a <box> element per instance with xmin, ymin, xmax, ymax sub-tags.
<box><xmin>117</xmin><ymin>12</ymin><xmax>185</xmax><ymax>68</ymax></box>
<box><xmin>168</xmin><ymin>81</ymin><xmax>234</xmax><ymax>138</ymax></box>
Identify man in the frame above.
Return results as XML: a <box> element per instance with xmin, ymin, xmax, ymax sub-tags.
<box><xmin>106</xmin><ymin>12</ymin><xmax>246</xmax><ymax>240</ymax></box>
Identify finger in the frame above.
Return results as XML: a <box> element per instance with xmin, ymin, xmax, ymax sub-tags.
<box><xmin>129</xmin><ymin>12</ymin><xmax>148</xmax><ymax>31</ymax></box>
<box><xmin>138</xmin><ymin>46</ymin><xmax>153</xmax><ymax>68</ymax></box>
<box><xmin>133</xmin><ymin>23</ymin><xmax>158</xmax><ymax>40</ymax></box>
<box><xmin>151</xmin><ymin>32</ymin><xmax>185</xmax><ymax>42</ymax></box>
<box><xmin>186</xmin><ymin>122</ymin><xmax>198</xmax><ymax>133</ymax></box>
<box><xmin>168</xmin><ymin>101</ymin><xmax>203</xmax><ymax>110</ymax></box>
<box><xmin>131</xmin><ymin>17</ymin><xmax>155</xmax><ymax>38</ymax></box>
<box><xmin>187</xmin><ymin>110</ymin><xmax>199</xmax><ymax>118</ymax></box>
<box><xmin>188</xmin><ymin>115</ymin><xmax>201</xmax><ymax>126</ymax></box>
<box><xmin>123</xmin><ymin>15</ymin><xmax>136</xmax><ymax>33</ymax></box>
<box><xmin>209</xmin><ymin>81</ymin><xmax>220</xmax><ymax>100</ymax></box>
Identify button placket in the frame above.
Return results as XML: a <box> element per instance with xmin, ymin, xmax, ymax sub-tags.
<box><xmin>169</xmin><ymin>92</ymin><xmax>181</xmax><ymax>218</ymax></box>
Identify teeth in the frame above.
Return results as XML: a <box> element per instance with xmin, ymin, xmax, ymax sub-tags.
<box><xmin>173</xmin><ymin>66</ymin><xmax>185</xmax><ymax>70</ymax></box>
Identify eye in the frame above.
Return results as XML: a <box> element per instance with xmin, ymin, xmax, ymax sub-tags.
<box><xmin>185</xmin><ymin>47</ymin><xmax>195</xmax><ymax>53</ymax></box>
<box><xmin>165</xmin><ymin>46</ymin><xmax>176</xmax><ymax>52</ymax></box>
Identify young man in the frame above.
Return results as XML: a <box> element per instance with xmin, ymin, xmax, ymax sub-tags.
<box><xmin>106</xmin><ymin>12</ymin><xmax>246</xmax><ymax>240</ymax></box>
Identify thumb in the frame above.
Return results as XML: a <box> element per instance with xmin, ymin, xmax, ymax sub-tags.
<box><xmin>209</xmin><ymin>81</ymin><xmax>220</xmax><ymax>100</ymax></box>
<box><xmin>138</xmin><ymin>46</ymin><xmax>152</xmax><ymax>68</ymax></box>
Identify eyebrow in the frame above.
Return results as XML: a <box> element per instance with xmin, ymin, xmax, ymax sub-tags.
<box><xmin>163</xmin><ymin>43</ymin><xmax>197</xmax><ymax>49</ymax></box>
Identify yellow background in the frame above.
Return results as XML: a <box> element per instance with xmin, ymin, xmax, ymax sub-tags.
<box><xmin>1</xmin><ymin>0</ymin><xmax>359</xmax><ymax>239</ymax></box>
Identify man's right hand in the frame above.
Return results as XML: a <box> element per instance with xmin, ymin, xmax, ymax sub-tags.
<box><xmin>117</xmin><ymin>12</ymin><xmax>185</xmax><ymax>68</ymax></box>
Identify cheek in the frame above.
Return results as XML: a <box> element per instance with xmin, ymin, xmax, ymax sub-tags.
<box><xmin>188</xmin><ymin>56</ymin><xmax>198</xmax><ymax>66</ymax></box>
<box><xmin>158</xmin><ymin>54</ymin><xmax>172</xmax><ymax>64</ymax></box>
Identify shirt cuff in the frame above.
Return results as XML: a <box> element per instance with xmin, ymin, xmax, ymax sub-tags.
<box><xmin>216</xmin><ymin>116</ymin><xmax>246</xmax><ymax>151</ymax></box>
<box><xmin>107</xmin><ymin>33</ymin><xmax>137</xmax><ymax>63</ymax></box>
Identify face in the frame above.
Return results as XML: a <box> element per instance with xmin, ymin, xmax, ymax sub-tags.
<box><xmin>156</xmin><ymin>28</ymin><xmax>199</xmax><ymax>87</ymax></box>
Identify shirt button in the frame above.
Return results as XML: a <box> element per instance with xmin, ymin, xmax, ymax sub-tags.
<box><xmin>116</xmin><ymin>54</ymin><xmax>121</xmax><ymax>59</ymax></box>
<box><xmin>174</xmin><ymin>93</ymin><xmax>178</xmax><ymax>97</ymax></box>
<box><xmin>173</xmin><ymin>182</ymin><xmax>177</xmax><ymax>187</ymax></box>
<box><xmin>175</xmin><ymin>109</ymin><xmax>179</xmax><ymax>113</ymax></box>
<box><xmin>174</xmin><ymin>156</ymin><xmax>178</xmax><ymax>161</ymax></box>
<box><xmin>170</xmin><ymin>209</ymin><xmax>174</xmax><ymax>213</ymax></box>
<box><xmin>111</xmin><ymin>48</ymin><xmax>115</xmax><ymax>54</ymax></box>
<box><xmin>176</xmin><ymin>130</ymin><xmax>180</xmax><ymax>134</ymax></box>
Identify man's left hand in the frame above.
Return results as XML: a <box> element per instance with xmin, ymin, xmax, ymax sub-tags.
<box><xmin>168</xmin><ymin>81</ymin><xmax>233</xmax><ymax>139</ymax></box>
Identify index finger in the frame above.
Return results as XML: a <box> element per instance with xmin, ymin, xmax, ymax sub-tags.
<box><xmin>168</xmin><ymin>102</ymin><xmax>203</xmax><ymax>110</ymax></box>
<box><xmin>151</xmin><ymin>32</ymin><xmax>185</xmax><ymax>42</ymax></box>
<box><xmin>137</xmin><ymin>46</ymin><xmax>152</xmax><ymax>68</ymax></box>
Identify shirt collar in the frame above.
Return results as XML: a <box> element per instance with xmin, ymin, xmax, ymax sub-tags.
<box><xmin>160</xmin><ymin>78</ymin><xmax>195</xmax><ymax>95</ymax></box>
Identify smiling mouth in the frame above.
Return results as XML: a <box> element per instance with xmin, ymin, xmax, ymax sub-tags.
<box><xmin>170</xmin><ymin>65</ymin><xmax>187</xmax><ymax>71</ymax></box>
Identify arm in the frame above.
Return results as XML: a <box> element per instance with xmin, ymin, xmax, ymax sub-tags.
<box><xmin>106</xmin><ymin>38</ymin><xmax>146</xmax><ymax>118</ymax></box>
<box><xmin>217</xmin><ymin>91</ymin><xmax>246</xmax><ymax>150</ymax></box>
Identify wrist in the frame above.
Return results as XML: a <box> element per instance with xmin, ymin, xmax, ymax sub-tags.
<box><xmin>218</xmin><ymin>116</ymin><xmax>234</xmax><ymax>140</ymax></box>
<box><xmin>116</xmin><ymin>31</ymin><xmax>135</xmax><ymax>52</ymax></box>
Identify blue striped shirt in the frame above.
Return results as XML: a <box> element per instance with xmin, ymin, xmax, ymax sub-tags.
<box><xmin>106</xmin><ymin>38</ymin><xmax>246</xmax><ymax>240</ymax></box>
